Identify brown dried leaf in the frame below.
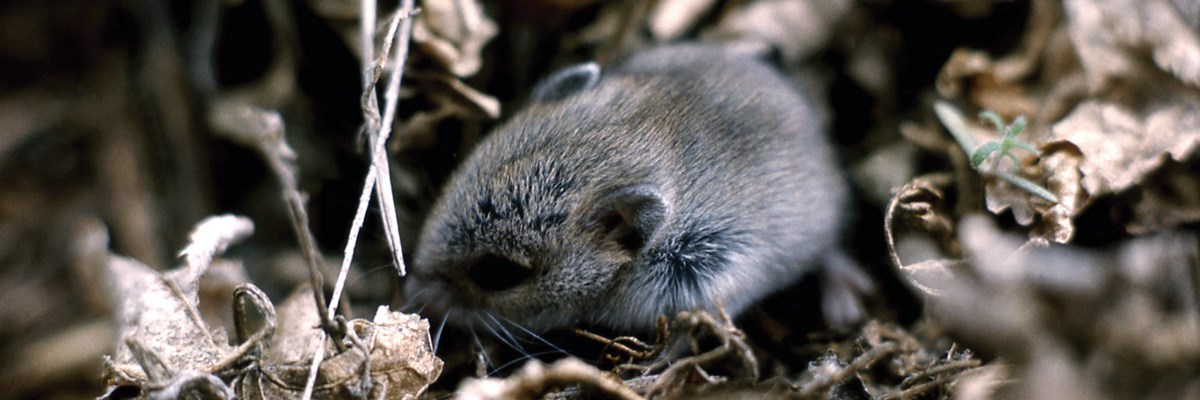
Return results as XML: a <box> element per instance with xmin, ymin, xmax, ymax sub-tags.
<box><xmin>1064</xmin><ymin>0</ymin><xmax>1200</xmax><ymax>89</ymax></box>
<box><xmin>1034</xmin><ymin>143</ymin><xmax>1086</xmax><ymax>243</ymax></box>
<box><xmin>982</xmin><ymin>170</ymin><xmax>1046</xmax><ymax>227</ymax></box>
<box><xmin>882</xmin><ymin>176</ymin><xmax>973</xmax><ymax>298</ymax></box>
<box><xmin>247</xmin><ymin>288</ymin><xmax>443</xmax><ymax>399</ymax></box>
<box><xmin>102</xmin><ymin>216</ymin><xmax>257</xmax><ymax>396</ymax></box>
<box><xmin>262</xmin><ymin>286</ymin><xmax>324</xmax><ymax>366</ymax></box>
<box><xmin>354</xmin><ymin>307</ymin><xmax>444</xmax><ymax>398</ymax></box>
<box><xmin>412</xmin><ymin>0</ymin><xmax>498</xmax><ymax>78</ymax></box>
<box><xmin>705</xmin><ymin>0</ymin><xmax>854</xmax><ymax>65</ymax></box>
<box><xmin>392</xmin><ymin>72</ymin><xmax>500</xmax><ymax>150</ymax></box>
<box><xmin>935</xmin><ymin>0</ymin><xmax>1083</xmax><ymax>126</ymax></box>
<box><xmin>1051</xmin><ymin>97</ymin><xmax>1200</xmax><ymax>196</ymax></box>
<box><xmin>648</xmin><ymin>0</ymin><xmax>719</xmax><ymax>41</ymax></box>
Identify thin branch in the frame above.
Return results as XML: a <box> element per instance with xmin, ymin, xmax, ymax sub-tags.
<box><xmin>369</xmin><ymin>0</ymin><xmax>417</xmax><ymax>277</ymax></box>
<box><xmin>301</xmin><ymin>1</ymin><xmax>417</xmax><ymax>399</ymax></box>
<box><xmin>797</xmin><ymin>342</ymin><xmax>900</xmax><ymax>396</ymax></box>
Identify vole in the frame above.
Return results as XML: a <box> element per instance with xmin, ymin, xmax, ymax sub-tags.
<box><xmin>406</xmin><ymin>43</ymin><xmax>869</xmax><ymax>333</ymax></box>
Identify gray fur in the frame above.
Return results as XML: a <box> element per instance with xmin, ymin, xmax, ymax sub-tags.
<box><xmin>406</xmin><ymin>43</ymin><xmax>851</xmax><ymax>332</ymax></box>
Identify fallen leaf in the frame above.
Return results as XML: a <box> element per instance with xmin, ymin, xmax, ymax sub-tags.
<box><xmin>648</xmin><ymin>0</ymin><xmax>719</xmax><ymax>41</ymax></box>
<box><xmin>412</xmin><ymin>0</ymin><xmax>498</xmax><ymax>78</ymax></box>
<box><xmin>1064</xmin><ymin>0</ymin><xmax>1200</xmax><ymax>89</ymax></box>
<box><xmin>1054</xmin><ymin>97</ymin><xmax>1200</xmax><ymax>194</ymax></box>
<box><xmin>102</xmin><ymin>215</ymin><xmax>257</xmax><ymax>398</ymax></box>
<box><xmin>705</xmin><ymin>0</ymin><xmax>854</xmax><ymax>65</ymax></box>
<box><xmin>244</xmin><ymin>287</ymin><xmax>443</xmax><ymax>400</ymax></box>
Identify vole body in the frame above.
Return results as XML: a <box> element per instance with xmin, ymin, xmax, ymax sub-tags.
<box><xmin>407</xmin><ymin>44</ymin><xmax>854</xmax><ymax>332</ymax></box>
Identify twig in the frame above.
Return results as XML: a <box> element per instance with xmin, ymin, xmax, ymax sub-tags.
<box><xmin>354</xmin><ymin>3</ymin><xmax>415</xmax><ymax>279</ymax></box>
<box><xmin>301</xmin><ymin>1</ymin><xmax>417</xmax><ymax>399</ymax></box>
<box><xmin>572</xmin><ymin>329</ymin><xmax>661</xmax><ymax>365</ymax></box>
<box><xmin>207</xmin><ymin>100</ymin><xmax>347</xmax><ymax>395</ymax></box>
<box><xmin>368</xmin><ymin>0</ymin><xmax>416</xmax><ymax>277</ymax></box>
<box><xmin>457</xmin><ymin>358</ymin><xmax>645</xmax><ymax>400</ymax></box>
<box><xmin>899</xmin><ymin>358</ymin><xmax>981</xmax><ymax>389</ymax></box>
<box><xmin>797</xmin><ymin>342</ymin><xmax>901</xmax><ymax>396</ymax></box>
<box><xmin>644</xmin><ymin>308</ymin><xmax>758</xmax><ymax>397</ymax></box>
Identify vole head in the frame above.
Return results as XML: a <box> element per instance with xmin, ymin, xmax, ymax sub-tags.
<box><xmin>406</xmin><ymin>63</ymin><xmax>674</xmax><ymax>331</ymax></box>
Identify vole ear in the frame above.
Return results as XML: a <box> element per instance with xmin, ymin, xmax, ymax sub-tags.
<box><xmin>531</xmin><ymin>62</ymin><xmax>601</xmax><ymax>103</ymax></box>
<box><xmin>583</xmin><ymin>184</ymin><xmax>669</xmax><ymax>255</ymax></box>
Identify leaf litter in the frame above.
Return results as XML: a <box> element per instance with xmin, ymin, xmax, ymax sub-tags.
<box><xmin>3</xmin><ymin>0</ymin><xmax>1200</xmax><ymax>399</ymax></box>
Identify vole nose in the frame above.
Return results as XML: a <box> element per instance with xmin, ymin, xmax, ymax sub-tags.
<box><xmin>467</xmin><ymin>254</ymin><xmax>533</xmax><ymax>292</ymax></box>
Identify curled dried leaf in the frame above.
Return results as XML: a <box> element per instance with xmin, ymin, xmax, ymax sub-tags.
<box><xmin>1034</xmin><ymin>142</ymin><xmax>1086</xmax><ymax>243</ymax></box>
<box><xmin>883</xmin><ymin>176</ymin><xmax>965</xmax><ymax>296</ymax></box>
<box><xmin>179</xmin><ymin>215</ymin><xmax>254</xmax><ymax>272</ymax></box>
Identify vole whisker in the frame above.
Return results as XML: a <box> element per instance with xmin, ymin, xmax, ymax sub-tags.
<box><xmin>487</xmin><ymin>312</ymin><xmax>530</xmax><ymax>355</ymax></box>
<box><xmin>413</xmin><ymin>303</ymin><xmax>429</xmax><ymax>315</ymax></box>
<box><xmin>479</xmin><ymin>314</ymin><xmax>528</xmax><ymax>357</ymax></box>
<box><xmin>486</xmin><ymin>350</ymin><xmax>570</xmax><ymax>378</ymax></box>
<box><xmin>494</xmin><ymin>314</ymin><xmax>571</xmax><ymax>357</ymax></box>
<box><xmin>469</xmin><ymin>328</ymin><xmax>493</xmax><ymax>372</ymax></box>
<box><xmin>432</xmin><ymin>310</ymin><xmax>449</xmax><ymax>354</ymax></box>
<box><xmin>398</xmin><ymin>286</ymin><xmax>428</xmax><ymax>313</ymax></box>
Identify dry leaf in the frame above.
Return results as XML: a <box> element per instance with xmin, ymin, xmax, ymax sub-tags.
<box><xmin>1034</xmin><ymin>143</ymin><xmax>1085</xmax><ymax>243</ymax></box>
<box><xmin>396</xmin><ymin>72</ymin><xmax>501</xmax><ymax>149</ymax></box>
<box><xmin>244</xmin><ymin>287</ymin><xmax>443</xmax><ymax>399</ymax></box>
<box><xmin>649</xmin><ymin>0</ymin><xmax>719</xmax><ymax>41</ymax></box>
<box><xmin>1051</xmin><ymin>97</ymin><xmax>1200</xmax><ymax>196</ymax></box>
<box><xmin>1049</xmin><ymin>93</ymin><xmax>1200</xmax><ymax>232</ymax></box>
<box><xmin>935</xmin><ymin>0</ymin><xmax>1077</xmax><ymax>123</ymax></box>
<box><xmin>179</xmin><ymin>215</ymin><xmax>254</xmax><ymax>271</ymax></box>
<box><xmin>1064</xmin><ymin>0</ymin><xmax>1200</xmax><ymax>89</ymax></box>
<box><xmin>412</xmin><ymin>0</ymin><xmax>498</xmax><ymax>78</ymax></box>
<box><xmin>705</xmin><ymin>0</ymin><xmax>854</xmax><ymax>65</ymax></box>
<box><xmin>101</xmin><ymin>216</ymin><xmax>257</xmax><ymax>398</ymax></box>
<box><xmin>262</xmin><ymin>286</ymin><xmax>325</xmax><ymax>366</ymax></box>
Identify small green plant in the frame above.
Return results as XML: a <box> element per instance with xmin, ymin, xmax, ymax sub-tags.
<box><xmin>933</xmin><ymin>101</ymin><xmax>1058</xmax><ymax>203</ymax></box>
<box><xmin>971</xmin><ymin>111</ymin><xmax>1040</xmax><ymax>169</ymax></box>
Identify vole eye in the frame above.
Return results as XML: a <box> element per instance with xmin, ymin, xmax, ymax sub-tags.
<box><xmin>467</xmin><ymin>254</ymin><xmax>532</xmax><ymax>292</ymax></box>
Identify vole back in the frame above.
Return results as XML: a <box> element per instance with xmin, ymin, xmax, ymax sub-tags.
<box><xmin>407</xmin><ymin>43</ymin><xmax>853</xmax><ymax>332</ymax></box>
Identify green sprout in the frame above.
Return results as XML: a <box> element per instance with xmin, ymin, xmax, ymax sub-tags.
<box><xmin>933</xmin><ymin>101</ymin><xmax>1058</xmax><ymax>203</ymax></box>
<box><xmin>971</xmin><ymin>111</ymin><xmax>1040</xmax><ymax>169</ymax></box>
